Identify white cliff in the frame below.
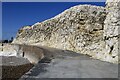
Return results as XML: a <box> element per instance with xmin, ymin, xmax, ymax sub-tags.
<box><xmin>13</xmin><ymin>1</ymin><xmax>120</xmax><ymax>63</ymax></box>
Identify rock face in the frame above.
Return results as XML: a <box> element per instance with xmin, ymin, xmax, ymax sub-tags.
<box><xmin>13</xmin><ymin>2</ymin><xmax>119</xmax><ymax>63</ymax></box>
<box><xmin>103</xmin><ymin>0</ymin><xmax>120</xmax><ymax>63</ymax></box>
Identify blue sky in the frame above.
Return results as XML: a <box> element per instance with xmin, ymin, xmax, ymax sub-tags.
<box><xmin>2</xmin><ymin>2</ymin><xmax>105</xmax><ymax>40</ymax></box>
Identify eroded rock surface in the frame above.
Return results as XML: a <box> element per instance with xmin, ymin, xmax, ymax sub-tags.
<box><xmin>103</xmin><ymin>0</ymin><xmax>120</xmax><ymax>63</ymax></box>
<box><xmin>13</xmin><ymin>2</ymin><xmax>120</xmax><ymax>63</ymax></box>
<box><xmin>13</xmin><ymin>5</ymin><xmax>107</xmax><ymax>61</ymax></box>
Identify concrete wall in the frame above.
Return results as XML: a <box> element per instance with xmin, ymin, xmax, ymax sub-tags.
<box><xmin>11</xmin><ymin>44</ymin><xmax>44</xmax><ymax>64</ymax></box>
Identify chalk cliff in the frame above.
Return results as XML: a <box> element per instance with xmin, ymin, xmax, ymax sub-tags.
<box><xmin>13</xmin><ymin>1</ymin><xmax>120</xmax><ymax>63</ymax></box>
<box><xmin>103</xmin><ymin>0</ymin><xmax>120</xmax><ymax>63</ymax></box>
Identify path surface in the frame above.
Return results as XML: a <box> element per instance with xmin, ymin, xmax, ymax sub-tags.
<box><xmin>19</xmin><ymin>46</ymin><xmax>118</xmax><ymax>79</ymax></box>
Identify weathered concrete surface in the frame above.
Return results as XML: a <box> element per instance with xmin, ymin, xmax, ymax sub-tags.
<box><xmin>12</xmin><ymin>44</ymin><xmax>44</xmax><ymax>64</ymax></box>
<box><xmin>19</xmin><ymin>47</ymin><xmax>118</xmax><ymax>79</ymax></box>
<box><xmin>0</xmin><ymin>44</ymin><xmax>44</xmax><ymax>64</ymax></box>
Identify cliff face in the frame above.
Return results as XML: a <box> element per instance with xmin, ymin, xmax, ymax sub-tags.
<box><xmin>13</xmin><ymin>5</ymin><xmax>106</xmax><ymax>44</ymax></box>
<box><xmin>13</xmin><ymin>2</ymin><xmax>119</xmax><ymax>63</ymax></box>
<box><xmin>103</xmin><ymin>0</ymin><xmax>120</xmax><ymax>63</ymax></box>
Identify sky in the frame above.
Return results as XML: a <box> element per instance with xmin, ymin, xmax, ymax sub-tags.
<box><xmin>2</xmin><ymin>2</ymin><xmax>105</xmax><ymax>40</ymax></box>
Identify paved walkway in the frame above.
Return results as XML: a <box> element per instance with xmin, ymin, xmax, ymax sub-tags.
<box><xmin>19</xmin><ymin>46</ymin><xmax>118</xmax><ymax>79</ymax></box>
